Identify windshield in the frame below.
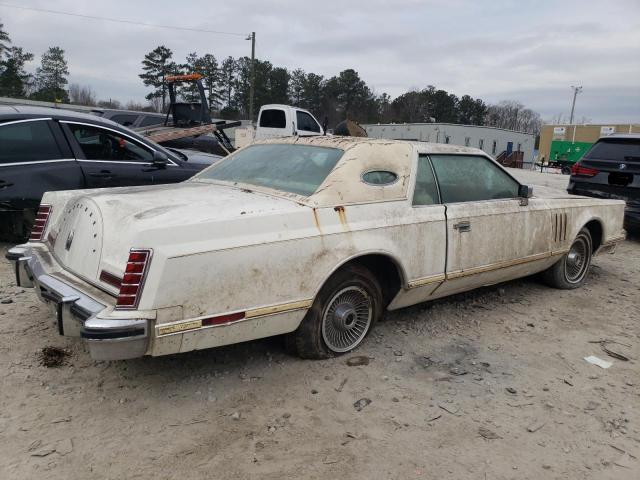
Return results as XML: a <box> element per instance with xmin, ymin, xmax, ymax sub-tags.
<box><xmin>196</xmin><ymin>144</ymin><xmax>343</xmax><ymax>196</ymax></box>
<box><xmin>584</xmin><ymin>139</ymin><xmax>640</xmax><ymax>162</ymax></box>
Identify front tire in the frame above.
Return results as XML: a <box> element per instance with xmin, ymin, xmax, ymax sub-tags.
<box><xmin>285</xmin><ymin>264</ymin><xmax>383</xmax><ymax>359</ymax></box>
<box><xmin>542</xmin><ymin>227</ymin><xmax>593</xmax><ymax>289</ymax></box>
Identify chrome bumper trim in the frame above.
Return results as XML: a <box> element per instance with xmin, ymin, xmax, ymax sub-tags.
<box><xmin>5</xmin><ymin>245</ymin><xmax>149</xmax><ymax>360</ymax></box>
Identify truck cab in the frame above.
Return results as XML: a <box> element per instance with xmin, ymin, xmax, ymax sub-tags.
<box><xmin>235</xmin><ymin>104</ymin><xmax>324</xmax><ymax>148</ymax></box>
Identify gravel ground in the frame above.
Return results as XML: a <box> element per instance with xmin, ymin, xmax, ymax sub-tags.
<box><xmin>0</xmin><ymin>171</ymin><xmax>638</xmax><ymax>480</ymax></box>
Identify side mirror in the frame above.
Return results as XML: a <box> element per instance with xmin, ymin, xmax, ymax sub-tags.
<box><xmin>152</xmin><ymin>150</ymin><xmax>169</xmax><ymax>168</ymax></box>
<box><xmin>518</xmin><ymin>184</ymin><xmax>533</xmax><ymax>198</ymax></box>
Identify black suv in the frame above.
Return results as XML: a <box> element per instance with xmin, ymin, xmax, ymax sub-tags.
<box><xmin>568</xmin><ymin>134</ymin><xmax>640</xmax><ymax>229</ymax></box>
<box><xmin>0</xmin><ymin>105</ymin><xmax>221</xmax><ymax>240</ymax></box>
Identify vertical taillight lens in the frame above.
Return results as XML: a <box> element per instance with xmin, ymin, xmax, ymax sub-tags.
<box><xmin>116</xmin><ymin>249</ymin><xmax>152</xmax><ymax>310</ymax></box>
<box><xmin>29</xmin><ymin>204</ymin><xmax>52</xmax><ymax>242</ymax></box>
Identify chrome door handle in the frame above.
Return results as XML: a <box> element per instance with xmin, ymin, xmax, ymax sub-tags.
<box><xmin>453</xmin><ymin>221</ymin><xmax>471</xmax><ymax>232</ymax></box>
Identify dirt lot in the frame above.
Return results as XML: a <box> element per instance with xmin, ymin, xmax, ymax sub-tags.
<box><xmin>0</xmin><ymin>173</ymin><xmax>638</xmax><ymax>479</ymax></box>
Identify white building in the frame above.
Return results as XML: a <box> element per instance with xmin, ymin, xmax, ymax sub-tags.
<box><xmin>364</xmin><ymin>123</ymin><xmax>535</xmax><ymax>166</ymax></box>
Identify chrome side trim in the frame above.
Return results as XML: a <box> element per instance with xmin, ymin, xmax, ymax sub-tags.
<box><xmin>0</xmin><ymin>158</ymin><xmax>75</xmax><ymax>167</ymax></box>
<box><xmin>76</xmin><ymin>159</ymin><xmax>178</xmax><ymax>167</ymax></box>
<box><xmin>407</xmin><ymin>273</ymin><xmax>446</xmax><ymax>289</ymax></box>
<box><xmin>406</xmin><ymin>250</ymin><xmax>568</xmax><ymax>287</ymax></box>
<box><xmin>446</xmin><ymin>250</ymin><xmax>566</xmax><ymax>280</ymax></box>
<box><xmin>0</xmin><ymin>117</ymin><xmax>52</xmax><ymax>126</ymax></box>
<box><xmin>156</xmin><ymin>299</ymin><xmax>313</xmax><ymax>337</ymax></box>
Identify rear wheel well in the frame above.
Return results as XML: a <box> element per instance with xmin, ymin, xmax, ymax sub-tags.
<box><xmin>341</xmin><ymin>254</ymin><xmax>403</xmax><ymax>306</ymax></box>
<box><xmin>584</xmin><ymin>220</ymin><xmax>603</xmax><ymax>252</ymax></box>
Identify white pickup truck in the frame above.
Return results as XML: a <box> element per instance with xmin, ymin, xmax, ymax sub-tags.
<box><xmin>234</xmin><ymin>104</ymin><xmax>324</xmax><ymax>148</ymax></box>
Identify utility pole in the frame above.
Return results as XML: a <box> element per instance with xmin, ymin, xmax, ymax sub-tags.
<box><xmin>569</xmin><ymin>85</ymin><xmax>582</xmax><ymax>124</ymax></box>
<box><xmin>247</xmin><ymin>31</ymin><xmax>256</xmax><ymax>123</ymax></box>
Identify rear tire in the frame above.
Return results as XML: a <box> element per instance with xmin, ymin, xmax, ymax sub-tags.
<box><xmin>561</xmin><ymin>166</ymin><xmax>571</xmax><ymax>175</ymax></box>
<box><xmin>542</xmin><ymin>227</ymin><xmax>592</xmax><ymax>289</ymax></box>
<box><xmin>285</xmin><ymin>264</ymin><xmax>383</xmax><ymax>359</ymax></box>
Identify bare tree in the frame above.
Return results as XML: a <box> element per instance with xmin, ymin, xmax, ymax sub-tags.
<box><xmin>147</xmin><ymin>96</ymin><xmax>163</xmax><ymax>112</ymax></box>
<box><xmin>97</xmin><ymin>98</ymin><xmax>121</xmax><ymax>109</ymax></box>
<box><xmin>484</xmin><ymin>100</ymin><xmax>541</xmax><ymax>135</ymax></box>
<box><xmin>69</xmin><ymin>83</ymin><xmax>97</xmax><ymax>106</ymax></box>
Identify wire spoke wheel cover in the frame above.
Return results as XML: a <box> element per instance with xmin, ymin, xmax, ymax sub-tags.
<box><xmin>321</xmin><ymin>286</ymin><xmax>373</xmax><ymax>353</ymax></box>
<box><xmin>564</xmin><ymin>235</ymin><xmax>590</xmax><ymax>283</ymax></box>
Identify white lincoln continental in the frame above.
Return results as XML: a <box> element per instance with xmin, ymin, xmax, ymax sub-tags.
<box><xmin>7</xmin><ymin>137</ymin><xmax>626</xmax><ymax>360</ymax></box>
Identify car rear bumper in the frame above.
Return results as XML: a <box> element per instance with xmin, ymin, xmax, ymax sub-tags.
<box><xmin>6</xmin><ymin>246</ymin><xmax>149</xmax><ymax>360</ymax></box>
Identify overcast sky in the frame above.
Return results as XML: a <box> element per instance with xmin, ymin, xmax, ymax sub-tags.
<box><xmin>1</xmin><ymin>0</ymin><xmax>639</xmax><ymax>123</ymax></box>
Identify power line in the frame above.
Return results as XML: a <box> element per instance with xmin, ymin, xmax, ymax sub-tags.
<box><xmin>0</xmin><ymin>2</ymin><xmax>249</xmax><ymax>37</ymax></box>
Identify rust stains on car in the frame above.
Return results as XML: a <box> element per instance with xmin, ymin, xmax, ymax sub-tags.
<box><xmin>312</xmin><ymin>208</ymin><xmax>323</xmax><ymax>234</ymax></box>
<box><xmin>334</xmin><ymin>206</ymin><xmax>348</xmax><ymax>228</ymax></box>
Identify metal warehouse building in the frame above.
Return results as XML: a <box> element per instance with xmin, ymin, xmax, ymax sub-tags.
<box><xmin>364</xmin><ymin>123</ymin><xmax>536</xmax><ymax>167</ymax></box>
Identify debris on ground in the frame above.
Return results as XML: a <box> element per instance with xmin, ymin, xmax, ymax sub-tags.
<box><xmin>335</xmin><ymin>378</ymin><xmax>348</xmax><ymax>392</ymax></box>
<box><xmin>353</xmin><ymin>398</ymin><xmax>372</xmax><ymax>412</ymax></box>
<box><xmin>527</xmin><ymin>421</ymin><xmax>546</xmax><ymax>433</ymax></box>
<box><xmin>478</xmin><ymin>427</ymin><xmax>502</xmax><ymax>440</ymax></box>
<box><xmin>438</xmin><ymin>403</ymin><xmax>461</xmax><ymax>416</ymax></box>
<box><xmin>39</xmin><ymin>346</ymin><xmax>70</xmax><ymax>368</ymax></box>
<box><xmin>346</xmin><ymin>356</ymin><xmax>369</xmax><ymax>366</ymax></box>
<box><xmin>584</xmin><ymin>355</ymin><xmax>613</xmax><ymax>369</ymax></box>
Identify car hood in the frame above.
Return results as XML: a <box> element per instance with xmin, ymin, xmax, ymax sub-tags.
<box><xmin>46</xmin><ymin>182</ymin><xmax>308</xmax><ymax>290</ymax></box>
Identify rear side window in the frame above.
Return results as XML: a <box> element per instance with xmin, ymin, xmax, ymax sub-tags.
<box><xmin>109</xmin><ymin>114</ymin><xmax>139</xmax><ymax>127</ymax></box>
<box><xmin>430</xmin><ymin>154</ymin><xmax>519</xmax><ymax>203</ymax></box>
<box><xmin>0</xmin><ymin>120</ymin><xmax>63</xmax><ymax>164</ymax></box>
<box><xmin>583</xmin><ymin>139</ymin><xmax>640</xmax><ymax>162</ymax></box>
<box><xmin>296</xmin><ymin>111</ymin><xmax>321</xmax><ymax>133</ymax></box>
<box><xmin>139</xmin><ymin>116</ymin><xmax>164</xmax><ymax>127</ymax></box>
<box><xmin>362</xmin><ymin>170</ymin><xmax>398</xmax><ymax>186</ymax></box>
<box><xmin>259</xmin><ymin>109</ymin><xmax>286</xmax><ymax>129</ymax></box>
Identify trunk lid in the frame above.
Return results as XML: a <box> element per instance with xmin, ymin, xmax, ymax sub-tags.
<box><xmin>48</xmin><ymin>182</ymin><xmax>308</xmax><ymax>291</ymax></box>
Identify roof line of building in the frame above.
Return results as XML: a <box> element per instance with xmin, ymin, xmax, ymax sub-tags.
<box><xmin>363</xmin><ymin>122</ymin><xmax>534</xmax><ymax>136</ymax></box>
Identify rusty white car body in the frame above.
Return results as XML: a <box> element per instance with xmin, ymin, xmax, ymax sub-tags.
<box><xmin>6</xmin><ymin>137</ymin><xmax>626</xmax><ymax>361</ymax></box>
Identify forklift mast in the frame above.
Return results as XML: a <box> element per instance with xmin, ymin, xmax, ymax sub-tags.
<box><xmin>165</xmin><ymin>73</ymin><xmax>212</xmax><ymax>127</ymax></box>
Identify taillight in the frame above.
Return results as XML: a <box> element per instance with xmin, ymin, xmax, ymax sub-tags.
<box><xmin>116</xmin><ymin>249</ymin><xmax>152</xmax><ymax>310</ymax></box>
<box><xmin>29</xmin><ymin>204</ymin><xmax>52</xmax><ymax>242</ymax></box>
<box><xmin>571</xmin><ymin>162</ymin><xmax>599</xmax><ymax>177</ymax></box>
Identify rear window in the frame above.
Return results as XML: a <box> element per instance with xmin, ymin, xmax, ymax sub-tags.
<box><xmin>0</xmin><ymin>120</ymin><xmax>63</xmax><ymax>164</ymax></box>
<box><xmin>259</xmin><ymin>109</ymin><xmax>286</xmax><ymax>129</ymax></box>
<box><xmin>196</xmin><ymin>144</ymin><xmax>343</xmax><ymax>196</ymax></box>
<box><xmin>584</xmin><ymin>139</ymin><xmax>640</xmax><ymax>162</ymax></box>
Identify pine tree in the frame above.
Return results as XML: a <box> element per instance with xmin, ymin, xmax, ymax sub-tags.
<box><xmin>219</xmin><ymin>56</ymin><xmax>237</xmax><ymax>115</ymax></box>
<box><xmin>139</xmin><ymin>46</ymin><xmax>178</xmax><ymax>112</ymax></box>
<box><xmin>0</xmin><ymin>47</ymin><xmax>34</xmax><ymax>98</ymax></box>
<box><xmin>32</xmin><ymin>46</ymin><xmax>69</xmax><ymax>102</ymax></box>
<box><xmin>0</xmin><ymin>20</ymin><xmax>10</xmax><ymax>57</ymax></box>
<box><xmin>183</xmin><ymin>52</ymin><xmax>222</xmax><ymax>110</ymax></box>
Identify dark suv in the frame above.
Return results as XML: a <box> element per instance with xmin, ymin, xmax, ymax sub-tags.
<box><xmin>568</xmin><ymin>134</ymin><xmax>640</xmax><ymax>229</ymax></box>
<box><xmin>0</xmin><ymin>105</ymin><xmax>221</xmax><ymax>240</ymax></box>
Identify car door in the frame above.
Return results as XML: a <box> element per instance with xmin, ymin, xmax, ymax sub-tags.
<box><xmin>427</xmin><ymin>154</ymin><xmax>551</xmax><ymax>296</ymax></box>
<box><xmin>0</xmin><ymin>118</ymin><xmax>82</xmax><ymax>214</ymax></box>
<box><xmin>62</xmin><ymin>121</ymin><xmax>179</xmax><ymax>188</ymax></box>
<box><xmin>295</xmin><ymin>110</ymin><xmax>323</xmax><ymax>137</ymax></box>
